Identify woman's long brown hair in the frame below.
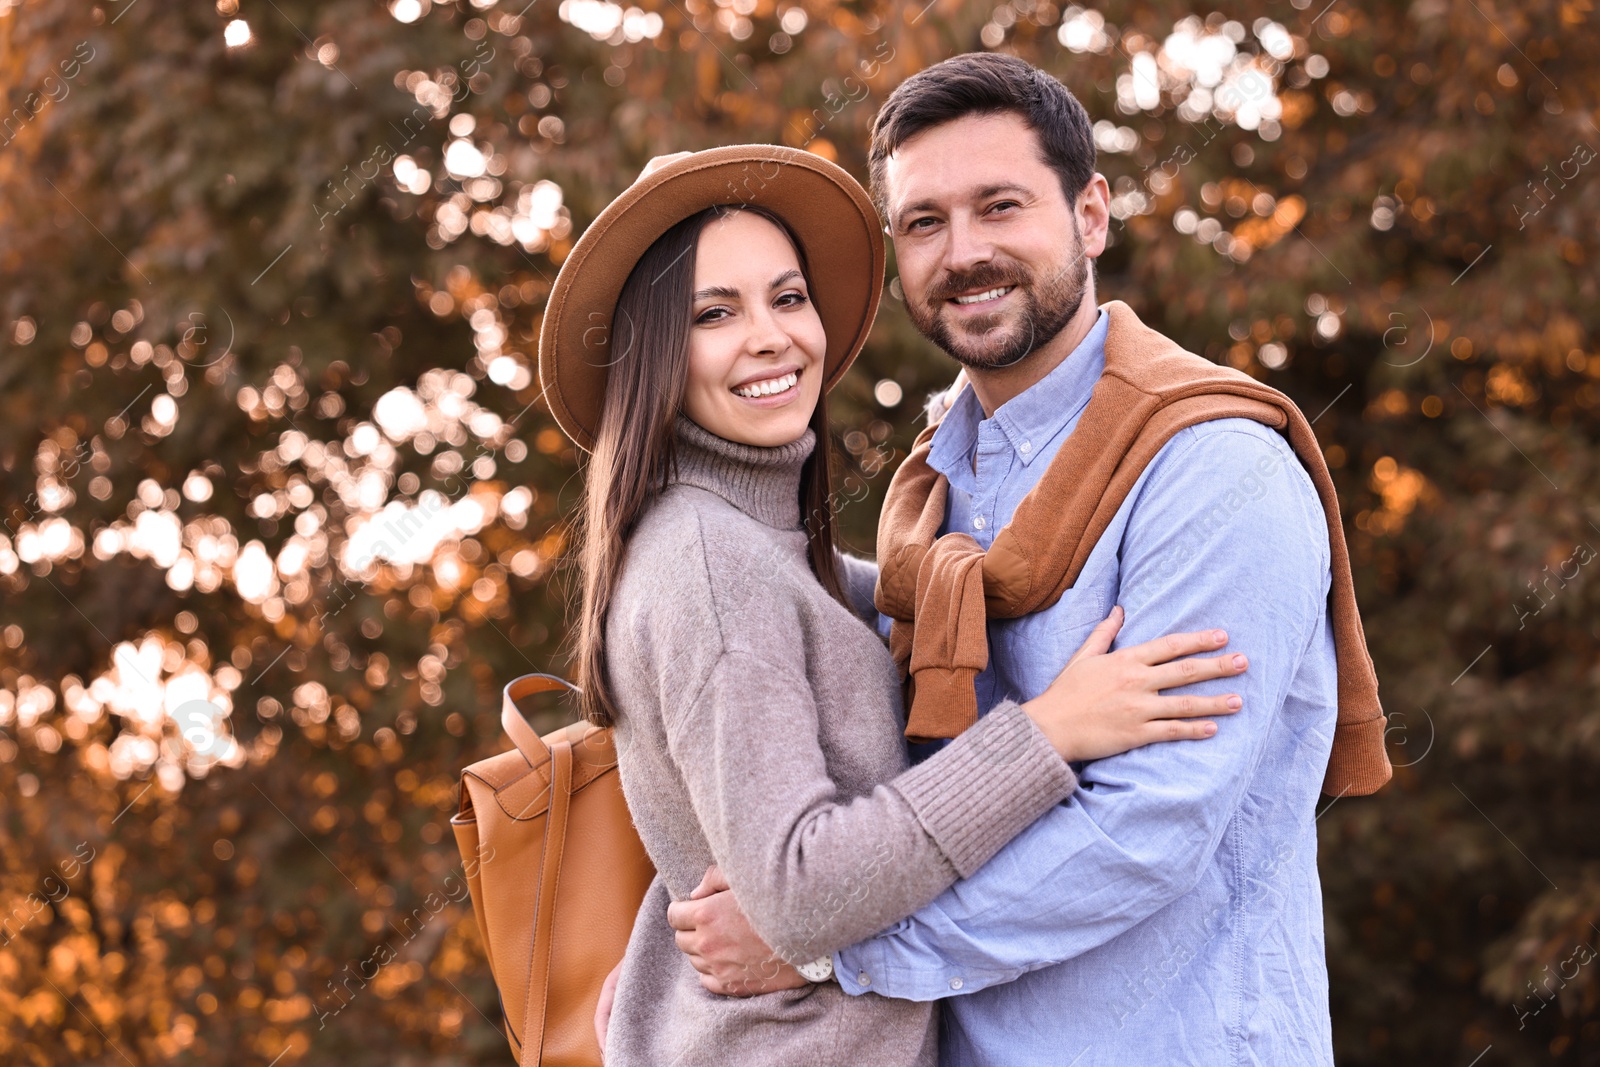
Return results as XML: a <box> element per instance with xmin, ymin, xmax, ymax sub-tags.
<box><xmin>566</xmin><ymin>204</ymin><xmax>848</xmax><ymax>728</ymax></box>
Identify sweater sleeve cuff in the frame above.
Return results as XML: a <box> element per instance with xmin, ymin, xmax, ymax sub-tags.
<box><xmin>888</xmin><ymin>699</ymin><xmax>1078</xmax><ymax>879</ymax></box>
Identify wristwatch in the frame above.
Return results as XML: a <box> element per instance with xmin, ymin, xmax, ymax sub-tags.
<box><xmin>795</xmin><ymin>954</ymin><xmax>834</xmax><ymax>983</ymax></box>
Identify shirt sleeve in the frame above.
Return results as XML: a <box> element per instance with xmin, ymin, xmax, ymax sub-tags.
<box><xmin>833</xmin><ymin>423</ymin><xmax>1333</xmax><ymax>999</ymax></box>
<box><xmin>660</xmin><ymin>523</ymin><xmax>1078</xmax><ymax>966</ymax></box>
<box><xmin>828</xmin><ymin>548</ymin><xmax>899</xmax><ymax>640</ymax></box>
<box><xmin>833</xmin><ymin>548</ymin><xmax>883</xmax><ymax>626</ymax></box>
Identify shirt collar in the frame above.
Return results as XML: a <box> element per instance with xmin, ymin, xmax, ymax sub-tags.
<box><xmin>927</xmin><ymin>307</ymin><xmax>1109</xmax><ymax>481</ymax></box>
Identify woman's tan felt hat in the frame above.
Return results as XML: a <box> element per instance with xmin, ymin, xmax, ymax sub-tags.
<box><xmin>537</xmin><ymin>144</ymin><xmax>886</xmax><ymax>452</ymax></box>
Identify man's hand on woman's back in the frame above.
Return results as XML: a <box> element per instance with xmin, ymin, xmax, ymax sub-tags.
<box><xmin>666</xmin><ymin>864</ymin><xmax>810</xmax><ymax>996</ymax></box>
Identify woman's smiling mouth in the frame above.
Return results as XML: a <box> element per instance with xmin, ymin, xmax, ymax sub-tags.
<box><xmin>731</xmin><ymin>370</ymin><xmax>799</xmax><ymax>400</ymax></box>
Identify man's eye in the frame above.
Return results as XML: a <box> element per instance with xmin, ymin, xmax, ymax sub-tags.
<box><xmin>989</xmin><ymin>200</ymin><xmax>1020</xmax><ymax>214</ymax></box>
<box><xmin>905</xmin><ymin>216</ymin><xmax>937</xmax><ymax>232</ymax></box>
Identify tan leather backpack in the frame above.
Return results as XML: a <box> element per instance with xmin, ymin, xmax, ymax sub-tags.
<box><xmin>452</xmin><ymin>674</ymin><xmax>655</xmax><ymax>1066</ymax></box>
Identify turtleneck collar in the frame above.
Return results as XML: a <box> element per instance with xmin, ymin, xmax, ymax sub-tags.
<box><xmin>667</xmin><ymin>411</ymin><xmax>816</xmax><ymax>530</ymax></box>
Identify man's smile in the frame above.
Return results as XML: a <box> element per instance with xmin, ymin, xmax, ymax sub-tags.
<box><xmin>951</xmin><ymin>285</ymin><xmax>1016</xmax><ymax>307</ymax></box>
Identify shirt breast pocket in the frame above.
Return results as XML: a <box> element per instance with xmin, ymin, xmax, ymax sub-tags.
<box><xmin>994</xmin><ymin>582</ymin><xmax>1112</xmax><ymax>700</ymax></box>
<box><xmin>1047</xmin><ymin>583</ymin><xmax>1111</xmax><ymax>647</ymax></box>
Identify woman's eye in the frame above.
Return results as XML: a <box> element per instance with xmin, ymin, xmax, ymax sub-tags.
<box><xmin>695</xmin><ymin>307</ymin><xmax>728</xmax><ymax>325</ymax></box>
<box><xmin>776</xmin><ymin>290</ymin><xmax>809</xmax><ymax>308</ymax></box>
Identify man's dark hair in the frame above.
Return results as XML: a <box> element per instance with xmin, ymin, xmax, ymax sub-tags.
<box><xmin>867</xmin><ymin>52</ymin><xmax>1095</xmax><ymax>220</ymax></box>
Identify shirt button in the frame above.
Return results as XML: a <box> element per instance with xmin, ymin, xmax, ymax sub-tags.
<box><xmin>857</xmin><ymin>972</ymin><xmax>871</xmax><ymax>986</ymax></box>
<box><xmin>973</xmin><ymin>515</ymin><xmax>986</xmax><ymax>530</ymax></box>
<box><xmin>948</xmin><ymin>977</ymin><xmax>964</xmax><ymax>990</ymax></box>
<box><xmin>1019</xmin><ymin>441</ymin><xmax>1032</xmax><ymax>454</ymax></box>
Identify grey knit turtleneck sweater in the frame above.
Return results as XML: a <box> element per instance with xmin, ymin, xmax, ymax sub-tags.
<box><xmin>602</xmin><ymin>411</ymin><xmax>1078</xmax><ymax>1067</ymax></box>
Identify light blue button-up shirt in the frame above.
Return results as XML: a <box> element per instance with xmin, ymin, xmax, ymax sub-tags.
<box><xmin>839</xmin><ymin>308</ymin><xmax>1340</xmax><ymax>1066</ymax></box>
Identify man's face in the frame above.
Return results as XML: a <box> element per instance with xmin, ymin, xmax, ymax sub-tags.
<box><xmin>882</xmin><ymin>112</ymin><xmax>1106</xmax><ymax>369</ymax></box>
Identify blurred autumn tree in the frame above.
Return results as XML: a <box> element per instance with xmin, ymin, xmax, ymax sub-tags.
<box><xmin>0</xmin><ymin>0</ymin><xmax>1595</xmax><ymax>1063</ymax></box>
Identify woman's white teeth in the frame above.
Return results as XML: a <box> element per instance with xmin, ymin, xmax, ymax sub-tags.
<box><xmin>733</xmin><ymin>371</ymin><xmax>798</xmax><ymax>398</ymax></box>
<box><xmin>954</xmin><ymin>286</ymin><xmax>1013</xmax><ymax>305</ymax></box>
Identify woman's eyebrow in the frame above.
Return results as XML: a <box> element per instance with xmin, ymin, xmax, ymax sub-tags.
<box><xmin>692</xmin><ymin>269</ymin><xmax>803</xmax><ymax>302</ymax></box>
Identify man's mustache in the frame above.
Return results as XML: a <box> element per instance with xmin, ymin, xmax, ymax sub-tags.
<box><xmin>925</xmin><ymin>264</ymin><xmax>1032</xmax><ymax>304</ymax></box>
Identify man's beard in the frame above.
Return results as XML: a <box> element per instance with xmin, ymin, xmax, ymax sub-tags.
<box><xmin>907</xmin><ymin>231</ymin><xmax>1090</xmax><ymax>371</ymax></box>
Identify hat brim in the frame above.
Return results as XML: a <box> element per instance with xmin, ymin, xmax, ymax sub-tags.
<box><xmin>537</xmin><ymin>145</ymin><xmax>886</xmax><ymax>453</ymax></box>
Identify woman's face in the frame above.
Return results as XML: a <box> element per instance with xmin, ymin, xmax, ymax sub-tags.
<box><xmin>681</xmin><ymin>210</ymin><xmax>826</xmax><ymax>448</ymax></box>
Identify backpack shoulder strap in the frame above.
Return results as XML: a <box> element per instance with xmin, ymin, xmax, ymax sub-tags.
<box><xmin>520</xmin><ymin>737</ymin><xmax>574</xmax><ymax>1066</ymax></box>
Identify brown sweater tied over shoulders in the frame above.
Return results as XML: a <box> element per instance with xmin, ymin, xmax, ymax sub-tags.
<box><xmin>874</xmin><ymin>300</ymin><xmax>1392</xmax><ymax>798</ymax></box>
